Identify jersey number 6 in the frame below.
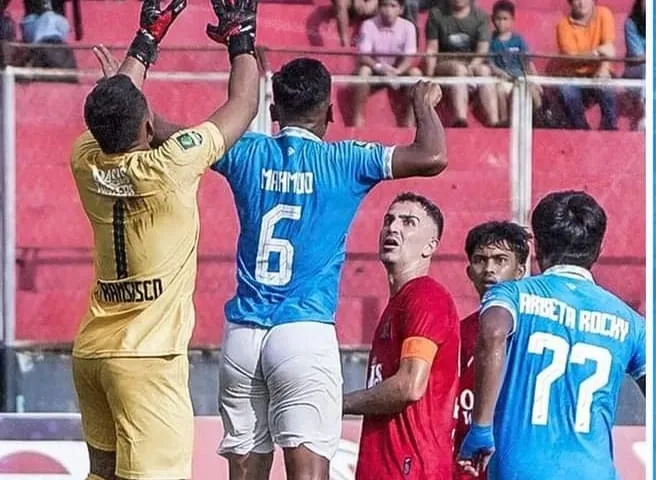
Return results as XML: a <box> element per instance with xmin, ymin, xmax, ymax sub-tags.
<box><xmin>255</xmin><ymin>204</ymin><xmax>302</xmax><ymax>286</ymax></box>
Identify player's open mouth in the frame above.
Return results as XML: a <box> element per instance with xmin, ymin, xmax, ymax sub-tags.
<box><xmin>383</xmin><ymin>237</ymin><xmax>400</xmax><ymax>248</ymax></box>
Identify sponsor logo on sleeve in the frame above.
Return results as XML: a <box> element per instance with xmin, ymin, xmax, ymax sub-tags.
<box><xmin>175</xmin><ymin>131</ymin><xmax>204</xmax><ymax>150</ymax></box>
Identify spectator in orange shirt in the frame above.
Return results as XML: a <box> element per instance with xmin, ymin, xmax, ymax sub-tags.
<box><xmin>556</xmin><ymin>0</ymin><xmax>617</xmax><ymax>130</ymax></box>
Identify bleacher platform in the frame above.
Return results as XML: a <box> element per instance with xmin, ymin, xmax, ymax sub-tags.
<box><xmin>9</xmin><ymin>0</ymin><xmax>645</xmax><ymax>348</ymax></box>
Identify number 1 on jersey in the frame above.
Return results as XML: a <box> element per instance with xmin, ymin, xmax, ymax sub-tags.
<box><xmin>255</xmin><ymin>204</ymin><xmax>302</xmax><ymax>286</ymax></box>
<box><xmin>112</xmin><ymin>199</ymin><xmax>128</xmax><ymax>279</ymax></box>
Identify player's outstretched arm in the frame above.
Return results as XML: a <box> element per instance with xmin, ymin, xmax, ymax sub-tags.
<box><xmin>389</xmin><ymin>81</ymin><xmax>447</xmax><ymax>179</ymax></box>
<box><xmin>203</xmin><ymin>0</ymin><xmax>259</xmax><ymax>150</ymax></box>
<box><xmin>457</xmin><ymin>306</ymin><xmax>512</xmax><ymax>475</ymax></box>
<box><xmin>119</xmin><ymin>0</ymin><xmax>187</xmax><ymax>89</ymax></box>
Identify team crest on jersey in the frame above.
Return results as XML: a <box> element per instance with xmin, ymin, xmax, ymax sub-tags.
<box><xmin>175</xmin><ymin>131</ymin><xmax>203</xmax><ymax>150</ymax></box>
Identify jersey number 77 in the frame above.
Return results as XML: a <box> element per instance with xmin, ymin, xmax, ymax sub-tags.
<box><xmin>528</xmin><ymin>331</ymin><xmax>611</xmax><ymax>433</ymax></box>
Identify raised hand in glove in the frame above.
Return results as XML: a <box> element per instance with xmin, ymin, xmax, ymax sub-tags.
<box><xmin>206</xmin><ymin>0</ymin><xmax>257</xmax><ymax>62</ymax></box>
<box><xmin>128</xmin><ymin>0</ymin><xmax>187</xmax><ymax>67</ymax></box>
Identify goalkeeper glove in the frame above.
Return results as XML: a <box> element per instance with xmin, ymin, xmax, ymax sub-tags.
<box><xmin>128</xmin><ymin>0</ymin><xmax>187</xmax><ymax>67</ymax></box>
<box><xmin>206</xmin><ymin>0</ymin><xmax>257</xmax><ymax>62</ymax></box>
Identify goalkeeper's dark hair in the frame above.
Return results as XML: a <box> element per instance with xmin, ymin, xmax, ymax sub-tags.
<box><xmin>84</xmin><ymin>75</ymin><xmax>148</xmax><ymax>154</ymax></box>
<box><xmin>392</xmin><ymin>192</ymin><xmax>444</xmax><ymax>240</ymax></box>
<box><xmin>465</xmin><ymin>221</ymin><xmax>531</xmax><ymax>265</ymax></box>
<box><xmin>272</xmin><ymin>58</ymin><xmax>332</xmax><ymax>118</ymax></box>
<box><xmin>531</xmin><ymin>190</ymin><xmax>607</xmax><ymax>269</ymax></box>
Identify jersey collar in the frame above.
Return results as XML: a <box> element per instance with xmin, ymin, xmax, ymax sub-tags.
<box><xmin>275</xmin><ymin>126</ymin><xmax>322</xmax><ymax>143</ymax></box>
<box><xmin>543</xmin><ymin>265</ymin><xmax>595</xmax><ymax>283</ymax></box>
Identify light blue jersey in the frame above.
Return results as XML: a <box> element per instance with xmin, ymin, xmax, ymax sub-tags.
<box><xmin>481</xmin><ymin>265</ymin><xmax>646</xmax><ymax>480</ymax></box>
<box><xmin>212</xmin><ymin>127</ymin><xmax>393</xmax><ymax>328</ymax></box>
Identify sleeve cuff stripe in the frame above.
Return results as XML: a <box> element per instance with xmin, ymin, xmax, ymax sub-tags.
<box><xmin>481</xmin><ymin>301</ymin><xmax>517</xmax><ymax>336</ymax></box>
<box><xmin>384</xmin><ymin>146</ymin><xmax>395</xmax><ymax>180</ymax></box>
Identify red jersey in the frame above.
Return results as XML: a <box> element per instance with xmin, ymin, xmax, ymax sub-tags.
<box><xmin>452</xmin><ymin>310</ymin><xmax>485</xmax><ymax>480</ymax></box>
<box><xmin>355</xmin><ymin>276</ymin><xmax>460</xmax><ymax>480</ymax></box>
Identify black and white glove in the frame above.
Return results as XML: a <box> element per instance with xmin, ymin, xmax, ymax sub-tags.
<box><xmin>206</xmin><ymin>0</ymin><xmax>257</xmax><ymax>62</ymax></box>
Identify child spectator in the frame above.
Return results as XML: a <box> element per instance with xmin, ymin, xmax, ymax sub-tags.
<box><xmin>488</xmin><ymin>0</ymin><xmax>541</xmax><ymax>126</ymax></box>
<box><xmin>352</xmin><ymin>0</ymin><xmax>421</xmax><ymax>127</ymax></box>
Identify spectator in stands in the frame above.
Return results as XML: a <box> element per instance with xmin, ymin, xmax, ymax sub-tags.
<box><xmin>333</xmin><ymin>0</ymin><xmax>378</xmax><ymax>46</ymax></box>
<box><xmin>556</xmin><ymin>0</ymin><xmax>617</xmax><ymax>130</ymax></box>
<box><xmin>425</xmin><ymin>0</ymin><xmax>499</xmax><ymax>127</ymax></box>
<box><xmin>0</xmin><ymin>0</ymin><xmax>17</xmax><ymax>66</ymax></box>
<box><xmin>352</xmin><ymin>0</ymin><xmax>422</xmax><ymax>127</ymax></box>
<box><xmin>623</xmin><ymin>0</ymin><xmax>644</xmax><ymax>129</ymax></box>
<box><xmin>20</xmin><ymin>0</ymin><xmax>77</xmax><ymax>71</ymax></box>
<box><xmin>488</xmin><ymin>0</ymin><xmax>541</xmax><ymax>127</ymax></box>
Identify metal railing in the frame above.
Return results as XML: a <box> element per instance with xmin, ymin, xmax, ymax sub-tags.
<box><xmin>0</xmin><ymin>60</ymin><xmax>646</xmax><ymax>410</ymax></box>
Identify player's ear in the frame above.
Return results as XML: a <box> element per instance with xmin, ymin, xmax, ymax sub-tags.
<box><xmin>145</xmin><ymin>110</ymin><xmax>155</xmax><ymax>145</ymax></box>
<box><xmin>327</xmin><ymin>104</ymin><xmax>334</xmax><ymax>124</ymax></box>
<box><xmin>422</xmin><ymin>237</ymin><xmax>438</xmax><ymax>257</ymax></box>
<box><xmin>515</xmin><ymin>261</ymin><xmax>526</xmax><ymax>279</ymax></box>
<box><xmin>466</xmin><ymin>264</ymin><xmax>474</xmax><ymax>282</ymax></box>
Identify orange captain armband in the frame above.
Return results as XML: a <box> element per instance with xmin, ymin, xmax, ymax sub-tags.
<box><xmin>400</xmin><ymin>336</ymin><xmax>438</xmax><ymax>363</ymax></box>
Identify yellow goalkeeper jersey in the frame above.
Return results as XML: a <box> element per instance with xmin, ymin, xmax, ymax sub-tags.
<box><xmin>70</xmin><ymin>122</ymin><xmax>225</xmax><ymax>358</ymax></box>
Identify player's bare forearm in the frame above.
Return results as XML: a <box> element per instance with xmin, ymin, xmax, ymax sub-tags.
<box><xmin>390</xmin><ymin>81</ymin><xmax>446</xmax><ymax>178</ymax></box>
<box><xmin>117</xmin><ymin>56</ymin><xmax>148</xmax><ymax>90</ymax></box>
<box><xmin>207</xmin><ymin>54</ymin><xmax>259</xmax><ymax>150</ymax></box>
<box><xmin>472</xmin><ymin>335</ymin><xmax>506</xmax><ymax>425</ymax></box>
<box><xmin>405</xmin><ymin>90</ymin><xmax>446</xmax><ymax>173</ymax></box>
<box><xmin>472</xmin><ymin>307</ymin><xmax>512</xmax><ymax>425</ymax></box>
<box><xmin>343</xmin><ymin>376</ymin><xmax>414</xmax><ymax>416</ymax></box>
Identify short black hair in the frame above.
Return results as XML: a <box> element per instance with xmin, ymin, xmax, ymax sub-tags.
<box><xmin>392</xmin><ymin>192</ymin><xmax>444</xmax><ymax>239</ymax></box>
<box><xmin>531</xmin><ymin>191</ymin><xmax>607</xmax><ymax>269</ymax></box>
<box><xmin>380</xmin><ymin>0</ymin><xmax>406</xmax><ymax>7</ymax></box>
<box><xmin>272</xmin><ymin>58</ymin><xmax>332</xmax><ymax>118</ymax></box>
<box><xmin>465</xmin><ymin>221</ymin><xmax>531</xmax><ymax>265</ymax></box>
<box><xmin>492</xmin><ymin>0</ymin><xmax>515</xmax><ymax>16</ymax></box>
<box><xmin>84</xmin><ymin>74</ymin><xmax>148</xmax><ymax>154</ymax></box>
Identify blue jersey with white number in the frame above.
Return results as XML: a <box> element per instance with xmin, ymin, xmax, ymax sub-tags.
<box><xmin>481</xmin><ymin>265</ymin><xmax>646</xmax><ymax>480</ymax></box>
<box><xmin>212</xmin><ymin>127</ymin><xmax>393</xmax><ymax>328</ymax></box>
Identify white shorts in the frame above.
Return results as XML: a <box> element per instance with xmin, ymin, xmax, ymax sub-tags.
<box><xmin>217</xmin><ymin>321</ymin><xmax>343</xmax><ymax>460</ymax></box>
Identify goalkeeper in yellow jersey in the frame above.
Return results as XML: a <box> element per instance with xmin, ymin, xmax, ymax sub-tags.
<box><xmin>69</xmin><ymin>0</ymin><xmax>259</xmax><ymax>478</ymax></box>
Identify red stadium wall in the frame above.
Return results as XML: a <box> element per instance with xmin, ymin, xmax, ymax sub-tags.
<box><xmin>10</xmin><ymin>0</ymin><xmax>643</xmax><ymax>346</ymax></box>
<box><xmin>14</xmin><ymin>82</ymin><xmax>645</xmax><ymax>347</ymax></box>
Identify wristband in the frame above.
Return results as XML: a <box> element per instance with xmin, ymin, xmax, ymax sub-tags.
<box><xmin>227</xmin><ymin>33</ymin><xmax>256</xmax><ymax>63</ymax></box>
<box><xmin>458</xmin><ymin>423</ymin><xmax>495</xmax><ymax>460</ymax></box>
<box><xmin>127</xmin><ymin>30</ymin><xmax>158</xmax><ymax>67</ymax></box>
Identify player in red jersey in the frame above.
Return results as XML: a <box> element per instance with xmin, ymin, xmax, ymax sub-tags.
<box><xmin>453</xmin><ymin>221</ymin><xmax>530</xmax><ymax>479</ymax></box>
<box><xmin>343</xmin><ymin>192</ymin><xmax>460</xmax><ymax>480</ymax></box>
